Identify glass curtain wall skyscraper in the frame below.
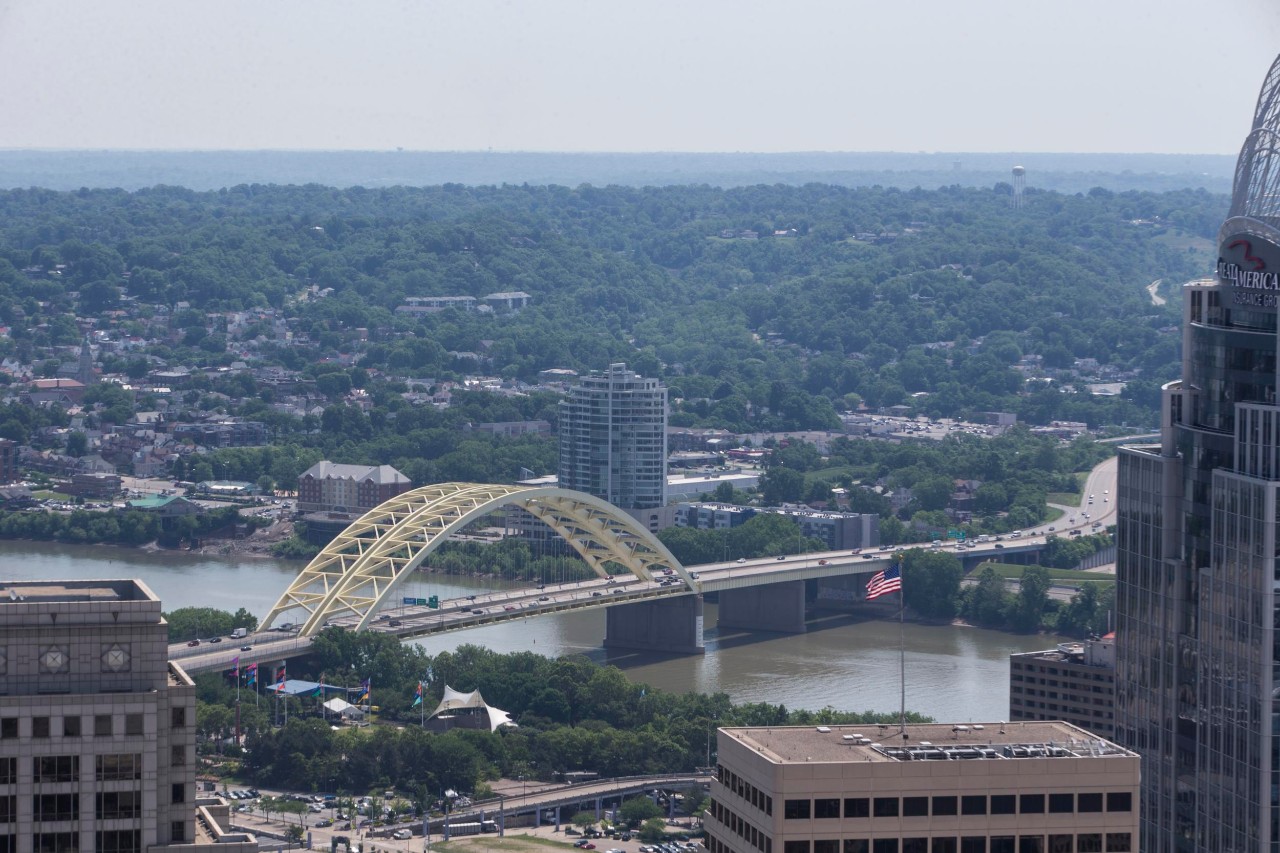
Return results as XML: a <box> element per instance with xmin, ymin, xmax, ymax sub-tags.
<box><xmin>1116</xmin><ymin>53</ymin><xmax>1280</xmax><ymax>853</ymax></box>
<box><xmin>558</xmin><ymin>363</ymin><xmax>667</xmax><ymax>510</ymax></box>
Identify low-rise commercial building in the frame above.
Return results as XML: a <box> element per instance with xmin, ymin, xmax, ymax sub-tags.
<box><xmin>1009</xmin><ymin>636</ymin><xmax>1116</xmax><ymax>740</ymax></box>
<box><xmin>707</xmin><ymin>721</ymin><xmax>1138</xmax><ymax>853</ymax></box>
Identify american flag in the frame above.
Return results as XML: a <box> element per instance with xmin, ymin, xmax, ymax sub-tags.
<box><xmin>866</xmin><ymin>563</ymin><xmax>902</xmax><ymax>600</ymax></box>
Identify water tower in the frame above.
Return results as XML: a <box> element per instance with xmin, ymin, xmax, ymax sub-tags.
<box><xmin>1012</xmin><ymin>165</ymin><xmax>1026</xmax><ymax>209</ymax></box>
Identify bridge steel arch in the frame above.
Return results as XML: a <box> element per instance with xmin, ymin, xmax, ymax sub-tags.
<box><xmin>259</xmin><ymin>483</ymin><xmax>690</xmax><ymax>637</ymax></box>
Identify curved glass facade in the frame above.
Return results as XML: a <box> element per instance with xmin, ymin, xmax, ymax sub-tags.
<box><xmin>1117</xmin><ymin>52</ymin><xmax>1280</xmax><ymax>853</ymax></box>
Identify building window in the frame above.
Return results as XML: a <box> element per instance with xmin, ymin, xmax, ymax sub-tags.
<box><xmin>873</xmin><ymin>797</ymin><xmax>899</xmax><ymax>818</ymax></box>
<box><xmin>124</xmin><ymin>715</ymin><xmax>143</xmax><ymax>737</ymax></box>
<box><xmin>990</xmin><ymin>839</ymin><xmax>1015</xmax><ymax>853</ymax></box>
<box><xmin>0</xmin><ymin>720</ymin><xmax>13</xmax><ymax>739</ymax></box>
<box><xmin>1019</xmin><ymin>794</ymin><xmax>1045</xmax><ymax>814</ymax></box>
<box><xmin>0</xmin><ymin>759</ymin><xmax>13</xmax><ymax>784</ymax></box>
<box><xmin>785</xmin><ymin>843</ymin><xmax>810</xmax><ymax>853</ymax></box>
<box><xmin>61</xmin><ymin>716</ymin><xmax>80</xmax><ymax>738</ymax></box>
<box><xmin>171</xmin><ymin>783</ymin><xmax>185</xmax><ymax>804</ymax></box>
<box><xmin>903</xmin><ymin>797</ymin><xmax>928</xmax><ymax>817</ymax></box>
<box><xmin>815</xmin><ymin>842</ymin><xmax>840</xmax><ymax>853</ymax></box>
<box><xmin>171</xmin><ymin>822</ymin><xmax>186</xmax><ymax>843</ymax></box>
<box><xmin>961</xmin><ymin>839</ymin><xmax>987</xmax><ymax>853</ymax></box>
<box><xmin>932</xmin><ymin>796</ymin><xmax>958</xmax><ymax>816</ymax></box>
<box><xmin>903</xmin><ymin>841</ymin><xmax>928</xmax><ymax>853</ymax></box>
<box><xmin>96</xmin><ymin>791</ymin><xmax>141</xmax><ymax>820</ymax></box>
<box><xmin>171</xmin><ymin>707</ymin><xmax>187</xmax><ymax>728</ymax></box>
<box><xmin>1048</xmin><ymin>794</ymin><xmax>1074</xmax><ymax>814</ymax></box>
<box><xmin>784</xmin><ymin>799</ymin><xmax>810</xmax><ymax>820</ymax></box>
<box><xmin>33</xmin><ymin>756</ymin><xmax>78</xmax><ymax>783</ymax></box>
<box><xmin>991</xmin><ymin>795</ymin><xmax>1016</xmax><ymax>815</ymax></box>
<box><xmin>1076</xmin><ymin>835</ymin><xmax>1102</xmax><ymax>852</ymax></box>
<box><xmin>1104</xmin><ymin>835</ymin><xmax>1130</xmax><ymax>852</ymax></box>
<box><xmin>1077</xmin><ymin>793</ymin><xmax>1102</xmax><ymax>813</ymax></box>
<box><xmin>844</xmin><ymin>798</ymin><xmax>869</xmax><ymax>818</ymax></box>
<box><xmin>33</xmin><ymin>793</ymin><xmax>78</xmax><ymax>822</ymax></box>
<box><xmin>931</xmin><ymin>840</ymin><xmax>957</xmax><ymax>853</ymax></box>
<box><xmin>95</xmin><ymin>830</ymin><xmax>140</xmax><ymax>853</ymax></box>
<box><xmin>1048</xmin><ymin>836</ymin><xmax>1073</xmax><ymax>853</ymax></box>
<box><xmin>1019</xmin><ymin>839</ymin><xmax>1045</xmax><ymax>853</ymax></box>
<box><xmin>32</xmin><ymin>717</ymin><xmax>50</xmax><ymax>738</ymax></box>
<box><xmin>0</xmin><ymin>796</ymin><xmax>13</xmax><ymax>823</ymax></box>
<box><xmin>1105</xmin><ymin>792</ymin><xmax>1132</xmax><ymax>812</ymax></box>
<box><xmin>33</xmin><ymin>832</ymin><xmax>77</xmax><ymax>852</ymax></box>
<box><xmin>814</xmin><ymin>799</ymin><xmax>840</xmax><ymax>819</ymax></box>
<box><xmin>94</xmin><ymin>715</ymin><xmax>112</xmax><ymax>737</ymax></box>
<box><xmin>843</xmin><ymin>843</ymin><xmax>869</xmax><ymax>853</ymax></box>
<box><xmin>95</xmin><ymin>754</ymin><xmax>141</xmax><ymax>782</ymax></box>
<box><xmin>873</xmin><ymin>842</ymin><xmax>899</xmax><ymax>853</ymax></box>
<box><xmin>961</xmin><ymin>795</ymin><xmax>987</xmax><ymax>816</ymax></box>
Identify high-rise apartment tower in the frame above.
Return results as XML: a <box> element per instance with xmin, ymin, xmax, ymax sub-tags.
<box><xmin>558</xmin><ymin>363</ymin><xmax>667</xmax><ymax>509</ymax></box>
<box><xmin>1115</xmin><ymin>53</ymin><xmax>1280</xmax><ymax>852</ymax></box>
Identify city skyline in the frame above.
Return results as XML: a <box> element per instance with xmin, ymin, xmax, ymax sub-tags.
<box><xmin>0</xmin><ymin>1</ymin><xmax>1277</xmax><ymax>154</ymax></box>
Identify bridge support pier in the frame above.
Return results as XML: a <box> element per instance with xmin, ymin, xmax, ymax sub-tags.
<box><xmin>717</xmin><ymin>580</ymin><xmax>807</xmax><ymax>633</ymax></box>
<box><xmin>604</xmin><ymin>594</ymin><xmax>705</xmax><ymax>655</ymax></box>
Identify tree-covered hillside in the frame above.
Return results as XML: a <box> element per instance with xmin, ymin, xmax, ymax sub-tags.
<box><xmin>0</xmin><ymin>182</ymin><xmax>1223</xmax><ymax>430</ymax></box>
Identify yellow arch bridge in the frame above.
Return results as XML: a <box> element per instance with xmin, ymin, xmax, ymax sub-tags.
<box><xmin>260</xmin><ymin>483</ymin><xmax>694</xmax><ymax>637</ymax></box>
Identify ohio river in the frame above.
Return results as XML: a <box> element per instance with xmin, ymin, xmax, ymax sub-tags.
<box><xmin>0</xmin><ymin>541</ymin><xmax>1059</xmax><ymax>722</ymax></box>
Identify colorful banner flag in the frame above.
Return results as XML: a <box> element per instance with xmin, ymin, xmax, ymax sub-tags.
<box><xmin>412</xmin><ymin>681</ymin><xmax>423</xmax><ymax>708</ymax></box>
<box><xmin>231</xmin><ymin>656</ymin><xmax>240</xmax><ymax>677</ymax></box>
<box><xmin>356</xmin><ymin>678</ymin><xmax>370</xmax><ymax>704</ymax></box>
<box><xmin>276</xmin><ymin>664</ymin><xmax>287</xmax><ymax>692</ymax></box>
<box><xmin>245</xmin><ymin>663</ymin><xmax>257</xmax><ymax>686</ymax></box>
<box><xmin>311</xmin><ymin>678</ymin><xmax>324</xmax><ymax>698</ymax></box>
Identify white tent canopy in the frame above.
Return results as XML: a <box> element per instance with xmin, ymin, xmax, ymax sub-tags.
<box><xmin>428</xmin><ymin>685</ymin><xmax>517</xmax><ymax>732</ymax></box>
<box><xmin>323</xmin><ymin>697</ymin><xmax>365</xmax><ymax>718</ymax></box>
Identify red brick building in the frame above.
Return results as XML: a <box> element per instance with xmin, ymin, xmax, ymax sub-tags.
<box><xmin>297</xmin><ymin>461</ymin><xmax>412</xmax><ymax>513</ymax></box>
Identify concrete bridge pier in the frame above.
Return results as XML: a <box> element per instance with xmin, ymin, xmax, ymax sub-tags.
<box><xmin>717</xmin><ymin>580</ymin><xmax>807</xmax><ymax>633</ymax></box>
<box><xmin>604</xmin><ymin>594</ymin><xmax>705</xmax><ymax>655</ymax></box>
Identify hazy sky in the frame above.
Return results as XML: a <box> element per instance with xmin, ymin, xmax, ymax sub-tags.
<box><xmin>1</xmin><ymin>0</ymin><xmax>1278</xmax><ymax>154</ymax></box>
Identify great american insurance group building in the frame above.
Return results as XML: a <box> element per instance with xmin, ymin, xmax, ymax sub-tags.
<box><xmin>704</xmin><ymin>722</ymin><xmax>1139</xmax><ymax>853</ymax></box>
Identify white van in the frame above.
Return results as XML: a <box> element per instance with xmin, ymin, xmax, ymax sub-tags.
<box><xmin>393</xmin><ymin>829</ymin><xmax>413</xmax><ymax>840</ymax></box>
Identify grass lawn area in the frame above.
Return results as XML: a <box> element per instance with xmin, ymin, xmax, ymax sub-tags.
<box><xmin>32</xmin><ymin>490</ymin><xmax>71</xmax><ymax>501</ymax></box>
<box><xmin>974</xmin><ymin>563</ymin><xmax>1115</xmax><ymax>585</ymax></box>
<box><xmin>1047</xmin><ymin>472</ymin><xmax>1089</xmax><ymax>506</ymax></box>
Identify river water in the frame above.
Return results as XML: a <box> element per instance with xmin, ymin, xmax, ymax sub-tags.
<box><xmin>0</xmin><ymin>541</ymin><xmax>1057</xmax><ymax>722</ymax></box>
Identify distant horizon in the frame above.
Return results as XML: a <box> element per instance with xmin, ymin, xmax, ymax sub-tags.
<box><xmin>0</xmin><ymin>147</ymin><xmax>1242</xmax><ymax>158</ymax></box>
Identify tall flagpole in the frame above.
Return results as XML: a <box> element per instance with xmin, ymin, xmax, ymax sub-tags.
<box><xmin>898</xmin><ymin>554</ymin><xmax>907</xmax><ymax>734</ymax></box>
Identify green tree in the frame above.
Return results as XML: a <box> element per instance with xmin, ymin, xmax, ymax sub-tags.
<box><xmin>902</xmin><ymin>549</ymin><xmax>962</xmax><ymax>619</ymax></box>
<box><xmin>964</xmin><ymin>566</ymin><xmax>1011</xmax><ymax>627</ymax></box>
<box><xmin>64</xmin><ymin>430</ymin><xmax>88</xmax><ymax>457</ymax></box>
<box><xmin>1011</xmin><ymin>565</ymin><xmax>1052</xmax><ymax>632</ymax></box>
<box><xmin>760</xmin><ymin>467</ymin><xmax>805</xmax><ymax>505</ymax></box>
<box><xmin>639</xmin><ymin>816</ymin><xmax>669</xmax><ymax>842</ymax></box>
<box><xmin>618</xmin><ymin>795</ymin><xmax>663</xmax><ymax>828</ymax></box>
